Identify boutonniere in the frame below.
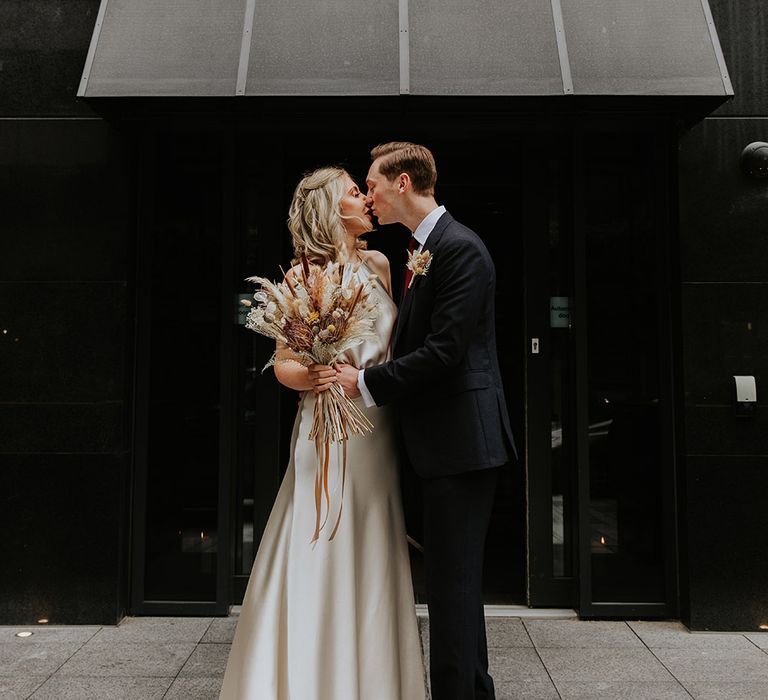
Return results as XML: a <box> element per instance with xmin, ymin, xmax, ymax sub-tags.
<box><xmin>406</xmin><ymin>249</ymin><xmax>433</xmax><ymax>288</ymax></box>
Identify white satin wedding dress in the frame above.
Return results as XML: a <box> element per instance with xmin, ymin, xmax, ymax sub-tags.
<box><xmin>219</xmin><ymin>261</ymin><xmax>426</xmax><ymax>700</ymax></box>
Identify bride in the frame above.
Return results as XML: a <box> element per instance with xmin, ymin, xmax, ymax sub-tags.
<box><xmin>219</xmin><ymin>166</ymin><xmax>426</xmax><ymax>700</ymax></box>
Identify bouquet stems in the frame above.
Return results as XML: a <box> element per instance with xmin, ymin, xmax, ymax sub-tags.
<box><xmin>308</xmin><ymin>382</ymin><xmax>373</xmax><ymax>542</ymax></box>
<box><xmin>308</xmin><ymin>382</ymin><xmax>373</xmax><ymax>444</ymax></box>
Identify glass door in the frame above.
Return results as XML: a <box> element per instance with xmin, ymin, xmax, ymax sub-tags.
<box><xmin>574</xmin><ymin>127</ymin><xmax>678</xmax><ymax>617</ymax></box>
<box><xmin>229</xmin><ymin>129</ymin><xmax>529</xmax><ymax>606</ymax></box>
<box><xmin>434</xmin><ymin>135</ymin><xmax>527</xmax><ymax>605</ymax></box>
<box><xmin>524</xmin><ymin>139</ymin><xmax>579</xmax><ymax>607</ymax></box>
<box><xmin>224</xmin><ymin>122</ymin><xmax>679</xmax><ymax>616</ymax></box>
<box><xmin>525</xmin><ymin>126</ymin><xmax>679</xmax><ymax>615</ymax></box>
<box><xmin>230</xmin><ymin>137</ymin><xmax>288</xmax><ymax>601</ymax></box>
<box><xmin>131</xmin><ymin>127</ymin><xmax>234</xmax><ymax>615</ymax></box>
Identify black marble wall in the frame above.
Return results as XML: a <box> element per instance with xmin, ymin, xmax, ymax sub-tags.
<box><xmin>709</xmin><ymin>1</ymin><xmax>768</xmax><ymax>117</ymax></box>
<box><xmin>0</xmin><ymin>0</ymin><xmax>133</xmax><ymax>624</ymax></box>
<box><xmin>678</xmin><ymin>0</ymin><xmax>768</xmax><ymax>630</ymax></box>
<box><xmin>0</xmin><ymin>0</ymin><xmax>100</xmax><ymax>117</ymax></box>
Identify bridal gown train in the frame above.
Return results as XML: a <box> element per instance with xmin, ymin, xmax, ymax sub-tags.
<box><xmin>219</xmin><ymin>261</ymin><xmax>426</xmax><ymax>700</ymax></box>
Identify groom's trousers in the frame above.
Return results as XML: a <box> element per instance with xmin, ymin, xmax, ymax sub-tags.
<box><xmin>423</xmin><ymin>467</ymin><xmax>499</xmax><ymax>700</ymax></box>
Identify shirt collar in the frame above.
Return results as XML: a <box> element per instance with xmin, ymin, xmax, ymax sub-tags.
<box><xmin>412</xmin><ymin>205</ymin><xmax>446</xmax><ymax>248</ymax></box>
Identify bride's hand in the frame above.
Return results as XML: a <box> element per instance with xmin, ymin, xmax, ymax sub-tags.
<box><xmin>308</xmin><ymin>363</ymin><xmax>338</xmax><ymax>394</ymax></box>
<box><xmin>335</xmin><ymin>364</ymin><xmax>361</xmax><ymax>398</ymax></box>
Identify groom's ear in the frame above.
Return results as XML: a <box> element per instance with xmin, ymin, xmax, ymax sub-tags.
<box><xmin>397</xmin><ymin>173</ymin><xmax>411</xmax><ymax>193</ymax></box>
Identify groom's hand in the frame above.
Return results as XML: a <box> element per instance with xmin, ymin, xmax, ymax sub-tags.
<box><xmin>336</xmin><ymin>364</ymin><xmax>361</xmax><ymax>398</ymax></box>
<box><xmin>308</xmin><ymin>363</ymin><xmax>337</xmax><ymax>394</ymax></box>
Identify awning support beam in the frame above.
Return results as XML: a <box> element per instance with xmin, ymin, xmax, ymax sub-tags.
<box><xmin>399</xmin><ymin>0</ymin><xmax>410</xmax><ymax>94</ymax></box>
<box><xmin>78</xmin><ymin>0</ymin><xmax>110</xmax><ymax>97</ymax></box>
<box><xmin>550</xmin><ymin>0</ymin><xmax>573</xmax><ymax>96</ymax></box>
<box><xmin>236</xmin><ymin>0</ymin><xmax>257</xmax><ymax>95</ymax></box>
<box><xmin>699</xmin><ymin>0</ymin><xmax>734</xmax><ymax>95</ymax></box>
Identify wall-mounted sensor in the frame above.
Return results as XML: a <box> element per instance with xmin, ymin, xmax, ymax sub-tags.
<box><xmin>741</xmin><ymin>142</ymin><xmax>768</xmax><ymax>179</ymax></box>
<box><xmin>734</xmin><ymin>375</ymin><xmax>757</xmax><ymax>417</ymax></box>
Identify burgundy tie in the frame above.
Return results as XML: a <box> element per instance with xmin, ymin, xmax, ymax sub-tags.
<box><xmin>403</xmin><ymin>236</ymin><xmax>417</xmax><ymax>298</ymax></box>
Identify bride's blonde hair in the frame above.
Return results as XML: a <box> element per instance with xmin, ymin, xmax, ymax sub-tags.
<box><xmin>287</xmin><ymin>166</ymin><xmax>368</xmax><ymax>267</ymax></box>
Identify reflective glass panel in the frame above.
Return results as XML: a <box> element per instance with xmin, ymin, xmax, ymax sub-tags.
<box><xmin>440</xmin><ymin>142</ymin><xmax>527</xmax><ymax>603</ymax></box>
<box><xmin>233</xmin><ymin>166</ymin><xmax>285</xmax><ymax>578</ymax></box>
<box><xmin>583</xmin><ymin>133</ymin><xmax>666</xmax><ymax>603</ymax></box>
<box><xmin>143</xmin><ymin>134</ymin><xmax>223</xmax><ymax>601</ymax></box>
<box><xmin>547</xmin><ymin>155</ymin><xmax>575</xmax><ymax>579</ymax></box>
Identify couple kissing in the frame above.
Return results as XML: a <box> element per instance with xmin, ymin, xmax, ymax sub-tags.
<box><xmin>220</xmin><ymin>141</ymin><xmax>517</xmax><ymax>700</ymax></box>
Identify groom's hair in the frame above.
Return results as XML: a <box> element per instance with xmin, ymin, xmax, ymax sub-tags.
<box><xmin>370</xmin><ymin>142</ymin><xmax>437</xmax><ymax>196</ymax></box>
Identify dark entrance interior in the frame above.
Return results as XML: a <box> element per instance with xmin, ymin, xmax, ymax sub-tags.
<box><xmin>257</xmin><ymin>133</ymin><xmax>529</xmax><ymax>606</ymax></box>
<box><xmin>128</xmin><ymin>115</ymin><xmax>679</xmax><ymax>618</ymax></box>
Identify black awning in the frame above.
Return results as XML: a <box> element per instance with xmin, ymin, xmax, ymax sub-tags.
<box><xmin>78</xmin><ymin>0</ymin><xmax>732</xmax><ymax>100</ymax></box>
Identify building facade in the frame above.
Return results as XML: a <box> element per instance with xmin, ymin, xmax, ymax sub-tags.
<box><xmin>1</xmin><ymin>1</ymin><xmax>765</xmax><ymax>631</ymax></box>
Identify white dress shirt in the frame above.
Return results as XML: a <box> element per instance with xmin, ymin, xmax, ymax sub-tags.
<box><xmin>356</xmin><ymin>205</ymin><xmax>447</xmax><ymax>407</ymax></box>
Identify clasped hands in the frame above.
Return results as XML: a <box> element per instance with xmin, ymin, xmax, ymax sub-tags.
<box><xmin>308</xmin><ymin>363</ymin><xmax>361</xmax><ymax>398</ymax></box>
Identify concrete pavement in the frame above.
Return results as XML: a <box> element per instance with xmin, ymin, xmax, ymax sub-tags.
<box><xmin>2</xmin><ymin>615</ymin><xmax>768</xmax><ymax>699</ymax></box>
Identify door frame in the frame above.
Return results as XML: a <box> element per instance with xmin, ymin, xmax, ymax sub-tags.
<box><xmin>127</xmin><ymin>114</ymin><xmax>681</xmax><ymax>617</ymax></box>
<box><xmin>523</xmin><ymin>133</ymin><xmax>578</xmax><ymax>608</ymax></box>
<box><xmin>129</xmin><ymin>123</ymin><xmax>234</xmax><ymax>615</ymax></box>
<box><xmin>524</xmin><ymin>120</ymin><xmax>680</xmax><ymax>615</ymax></box>
<box><xmin>571</xmin><ymin>121</ymin><xmax>680</xmax><ymax>618</ymax></box>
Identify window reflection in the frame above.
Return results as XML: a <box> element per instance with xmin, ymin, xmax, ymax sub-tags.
<box><xmin>142</xmin><ymin>134</ymin><xmax>222</xmax><ymax>602</ymax></box>
<box><xmin>548</xmin><ymin>154</ymin><xmax>576</xmax><ymax>583</ymax></box>
<box><xmin>583</xmin><ymin>133</ymin><xmax>666</xmax><ymax>604</ymax></box>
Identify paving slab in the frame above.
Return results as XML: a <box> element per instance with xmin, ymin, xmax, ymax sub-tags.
<box><xmin>29</xmin><ymin>676</ymin><xmax>173</xmax><ymax>699</ymax></box>
<box><xmin>653</xmin><ymin>646</ymin><xmax>768</xmax><ymax>683</ymax></box>
<box><xmin>525</xmin><ymin>620</ymin><xmax>643</xmax><ymax>648</ymax></box>
<box><xmin>178</xmin><ymin>643</ymin><xmax>231</xmax><ymax>677</ymax></box>
<box><xmin>57</xmin><ymin>641</ymin><xmax>195</xmax><ymax>677</ymax></box>
<box><xmin>555</xmin><ymin>680</ymin><xmax>691</xmax><ymax>699</ymax></box>
<box><xmin>165</xmin><ymin>676</ymin><xmax>224</xmax><ymax>700</ymax></box>
<box><xmin>538</xmin><ymin>648</ymin><xmax>674</xmax><ymax>683</ymax></box>
<box><xmin>487</xmin><ymin>618</ymin><xmax>533</xmax><ymax>648</ymax></box>
<box><xmin>494</xmin><ymin>677</ymin><xmax>560</xmax><ymax>700</ymax></box>
<box><xmin>87</xmin><ymin>617</ymin><xmax>213</xmax><ymax>644</ymax></box>
<box><xmin>628</xmin><ymin>621</ymin><xmax>754</xmax><ymax>649</ymax></box>
<box><xmin>684</xmin><ymin>680</ymin><xmax>768</xmax><ymax>699</ymax></box>
<box><xmin>201</xmin><ymin>617</ymin><xmax>237</xmax><ymax>644</ymax></box>
<box><xmin>0</xmin><ymin>626</ymin><xmax>101</xmax><ymax>644</ymax></box>
<box><xmin>420</xmin><ymin>617</ymin><xmax>533</xmax><ymax>659</ymax></box>
<box><xmin>488</xmin><ymin>647</ymin><xmax>551</xmax><ymax>684</ymax></box>
<box><xmin>745</xmin><ymin>632</ymin><xmax>768</xmax><ymax>650</ymax></box>
<box><xmin>8</xmin><ymin>615</ymin><xmax>768</xmax><ymax>700</ymax></box>
<box><xmin>0</xmin><ymin>641</ymin><xmax>81</xmax><ymax>677</ymax></box>
<box><xmin>0</xmin><ymin>675</ymin><xmax>48</xmax><ymax>700</ymax></box>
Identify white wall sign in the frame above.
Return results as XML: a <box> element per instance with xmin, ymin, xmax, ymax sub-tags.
<box><xmin>550</xmin><ymin>296</ymin><xmax>571</xmax><ymax>328</ymax></box>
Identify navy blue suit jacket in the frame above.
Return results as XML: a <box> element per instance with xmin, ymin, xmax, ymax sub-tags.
<box><xmin>364</xmin><ymin>211</ymin><xmax>517</xmax><ymax>478</ymax></box>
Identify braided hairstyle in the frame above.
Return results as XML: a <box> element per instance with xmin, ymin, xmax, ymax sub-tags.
<box><xmin>287</xmin><ymin>166</ymin><xmax>367</xmax><ymax>267</ymax></box>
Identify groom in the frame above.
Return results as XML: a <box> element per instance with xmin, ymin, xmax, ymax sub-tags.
<box><xmin>336</xmin><ymin>142</ymin><xmax>517</xmax><ymax>700</ymax></box>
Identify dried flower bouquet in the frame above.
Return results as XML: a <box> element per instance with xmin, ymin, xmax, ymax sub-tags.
<box><xmin>242</xmin><ymin>255</ymin><xmax>379</xmax><ymax>541</ymax></box>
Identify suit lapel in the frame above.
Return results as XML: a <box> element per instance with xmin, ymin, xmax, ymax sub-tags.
<box><xmin>393</xmin><ymin>211</ymin><xmax>454</xmax><ymax>349</ymax></box>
